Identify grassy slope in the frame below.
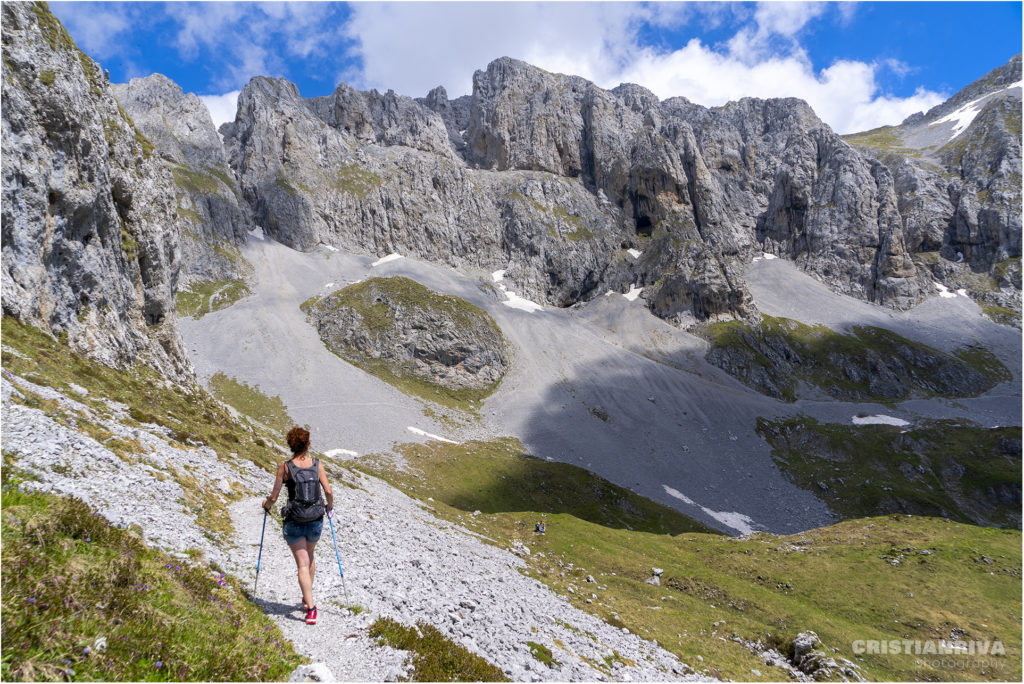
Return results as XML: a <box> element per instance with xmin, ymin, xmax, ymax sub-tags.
<box><xmin>1</xmin><ymin>466</ymin><xmax>303</xmax><ymax>681</ymax></box>
<box><xmin>702</xmin><ymin>315</ymin><xmax>1010</xmax><ymax>403</ymax></box>
<box><xmin>758</xmin><ymin>417</ymin><xmax>1022</xmax><ymax>528</ymax></box>
<box><xmin>360</xmin><ymin>439</ymin><xmax>1022</xmax><ymax>682</ymax></box>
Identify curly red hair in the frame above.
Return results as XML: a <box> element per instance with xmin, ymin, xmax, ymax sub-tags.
<box><xmin>286</xmin><ymin>426</ymin><xmax>310</xmax><ymax>455</ymax></box>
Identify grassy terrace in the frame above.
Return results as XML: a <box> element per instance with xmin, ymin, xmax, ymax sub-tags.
<box><xmin>1</xmin><ymin>466</ymin><xmax>303</xmax><ymax>681</ymax></box>
<box><xmin>359</xmin><ymin>438</ymin><xmax>1022</xmax><ymax>682</ymax></box>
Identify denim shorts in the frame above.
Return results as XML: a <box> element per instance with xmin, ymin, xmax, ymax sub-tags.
<box><xmin>283</xmin><ymin>518</ymin><xmax>323</xmax><ymax>545</ymax></box>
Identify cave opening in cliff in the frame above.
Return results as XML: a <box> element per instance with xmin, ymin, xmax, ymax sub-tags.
<box><xmin>635</xmin><ymin>214</ymin><xmax>653</xmax><ymax>237</ymax></box>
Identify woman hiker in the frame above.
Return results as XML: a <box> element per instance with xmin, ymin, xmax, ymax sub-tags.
<box><xmin>263</xmin><ymin>426</ymin><xmax>334</xmax><ymax>625</ymax></box>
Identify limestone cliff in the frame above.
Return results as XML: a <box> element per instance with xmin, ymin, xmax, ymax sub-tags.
<box><xmin>111</xmin><ymin>74</ymin><xmax>251</xmax><ymax>283</ymax></box>
<box><xmin>1</xmin><ymin>2</ymin><xmax>190</xmax><ymax>379</ymax></box>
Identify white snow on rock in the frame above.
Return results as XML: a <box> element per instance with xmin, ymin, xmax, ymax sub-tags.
<box><xmin>752</xmin><ymin>252</ymin><xmax>778</xmax><ymax>262</ymax></box>
<box><xmin>371</xmin><ymin>253</ymin><xmax>403</xmax><ymax>267</ymax></box>
<box><xmin>627</xmin><ymin>248</ymin><xmax>641</xmax><ymax>259</ymax></box>
<box><xmin>934</xmin><ymin>282</ymin><xmax>963</xmax><ymax>299</ymax></box>
<box><xmin>324</xmin><ymin>447</ymin><xmax>359</xmax><ymax>458</ymax></box>
<box><xmin>407</xmin><ymin>426</ymin><xmax>458</xmax><ymax>444</ymax></box>
<box><xmin>322</xmin><ymin>244</ymin><xmax>339</xmax><ymax>253</ymax></box>
<box><xmin>248</xmin><ymin>226</ymin><xmax>266</xmax><ymax>241</ymax></box>
<box><xmin>489</xmin><ymin>269</ymin><xmax>544</xmax><ymax>312</ymax></box>
<box><xmin>662</xmin><ymin>485</ymin><xmax>758</xmax><ymax>535</ymax></box>
<box><xmin>623</xmin><ymin>285</ymin><xmax>644</xmax><ymax>302</ymax></box>
<box><xmin>852</xmin><ymin>415</ymin><xmax>911</xmax><ymax>427</ymax></box>
<box><xmin>934</xmin><ymin>80</ymin><xmax>1023</xmax><ymax>140</ymax></box>
<box><xmin>324</xmin><ymin>282</ymin><xmax>335</xmax><ymax>289</ymax></box>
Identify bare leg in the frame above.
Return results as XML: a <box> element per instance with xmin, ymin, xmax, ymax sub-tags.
<box><xmin>309</xmin><ymin>543</ymin><xmax>317</xmax><ymax>591</ymax></box>
<box><xmin>290</xmin><ymin>540</ymin><xmax>314</xmax><ymax>609</ymax></box>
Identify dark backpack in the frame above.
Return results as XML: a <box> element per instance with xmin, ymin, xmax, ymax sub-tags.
<box><xmin>282</xmin><ymin>458</ymin><xmax>325</xmax><ymax>523</ymax></box>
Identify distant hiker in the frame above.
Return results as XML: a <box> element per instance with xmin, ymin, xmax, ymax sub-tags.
<box><xmin>539</xmin><ymin>520</ymin><xmax>546</xmax><ymax>533</ymax></box>
<box><xmin>535</xmin><ymin>521</ymin><xmax>542</xmax><ymax>533</ymax></box>
<box><xmin>263</xmin><ymin>426</ymin><xmax>333</xmax><ymax>625</ymax></box>
<box><xmin>535</xmin><ymin>520</ymin><xmax>546</xmax><ymax>533</ymax></box>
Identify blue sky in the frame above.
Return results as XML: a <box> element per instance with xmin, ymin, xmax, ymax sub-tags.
<box><xmin>50</xmin><ymin>2</ymin><xmax>1022</xmax><ymax>134</ymax></box>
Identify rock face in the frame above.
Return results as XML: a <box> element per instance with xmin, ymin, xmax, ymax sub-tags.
<box><xmin>1</xmin><ymin>2</ymin><xmax>190</xmax><ymax>380</ymax></box>
<box><xmin>305</xmin><ymin>277</ymin><xmax>508</xmax><ymax>391</ymax></box>
<box><xmin>845</xmin><ymin>55</ymin><xmax>1022</xmax><ymax>326</ymax></box>
<box><xmin>223</xmin><ymin>56</ymin><xmax>1021</xmax><ymax>327</ymax></box>
<box><xmin>111</xmin><ymin>74</ymin><xmax>251</xmax><ymax>282</ymax></box>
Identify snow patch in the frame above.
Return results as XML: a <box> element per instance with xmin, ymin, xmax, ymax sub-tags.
<box><xmin>852</xmin><ymin>415</ymin><xmax>910</xmax><ymax>427</ymax></box>
<box><xmin>627</xmin><ymin>248</ymin><xmax>641</xmax><ymax>259</ymax></box>
<box><xmin>956</xmin><ymin>288</ymin><xmax>968</xmax><ymax>297</ymax></box>
<box><xmin>492</xmin><ymin>273</ymin><xmax>543</xmax><ymax>313</ymax></box>
<box><xmin>324</xmin><ymin>448</ymin><xmax>358</xmax><ymax>458</ymax></box>
<box><xmin>662</xmin><ymin>485</ymin><xmax>757</xmax><ymax>535</ymax></box>
<box><xmin>372</xmin><ymin>253</ymin><xmax>403</xmax><ymax>267</ymax></box>
<box><xmin>934</xmin><ymin>81</ymin><xmax>1023</xmax><ymax>140</ymax></box>
<box><xmin>324</xmin><ymin>282</ymin><xmax>335</xmax><ymax>289</ymax></box>
<box><xmin>623</xmin><ymin>285</ymin><xmax>643</xmax><ymax>302</ymax></box>
<box><xmin>247</xmin><ymin>226</ymin><xmax>266</xmax><ymax>241</ymax></box>
<box><xmin>322</xmin><ymin>244</ymin><xmax>339</xmax><ymax>252</ymax></box>
<box><xmin>501</xmin><ymin>288</ymin><xmax>544</xmax><ymax>313</ymax></box>
<box><xmin>934</xmin><ymin>283</ymin><xmax>959</xmax><ymax>299</ymax></box>
<box><xmin>407</xmin><ymin>426</ymin><xmax>458</xmax><ymax>444</ymax></box>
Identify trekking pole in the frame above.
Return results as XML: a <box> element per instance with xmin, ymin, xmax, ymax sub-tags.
<box><xmin>254</xmin><ymin>507</ymin><xmax>268</xmax><ymax>595</ymax></box>
<box><xmin>327</xmin><ymin>512</ymin><xmax>349</xmax><ymax>604</ymax></box>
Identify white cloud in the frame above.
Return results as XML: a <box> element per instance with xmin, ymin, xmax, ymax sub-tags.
<box><xmin>199</xmin><ymin>91</ymin><xmax>241</xmax><ymax>130</ymax></box>
<box><xmin>49</xmin><ymin>2</ymin><xmax>133</xmax><ymax>59</ymax></box>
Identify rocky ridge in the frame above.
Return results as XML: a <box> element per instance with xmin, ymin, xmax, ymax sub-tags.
<box><xmin>1</xmin><ymin>2</ymin><xmax>190</xmax><ymax>380</ymax></box>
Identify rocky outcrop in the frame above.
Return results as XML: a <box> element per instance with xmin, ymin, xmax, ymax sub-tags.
<box><xmin>305</xmin><ymin>277</ymin><xmax>508</xmax><ymax>392</ymax></box>
<box><xmin>703</xmin><ymin>316</ymin><xmax>1008</xmax><ymax>402</ymax></box>
<box><xmin>1</xmin><ymin>2</ymin><xmax>190</xmax><ymax>380</ymax></box>
<box><xmin>111</xmin><ymin>74</ymin><xmax>251</xmax><ymax>282</ymax></box>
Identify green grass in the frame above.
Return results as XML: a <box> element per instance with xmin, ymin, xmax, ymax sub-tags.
<box><xmin>758</xmin><ymin>416</ymin><xmax>1022</xmax><ymax>528</ymax></box>
<box><xmin>330</xmin><ymin>164</ymin><xmax>381</xmax><ymax>198</ymax></box>
<box><xmin>527</xmin><ymin>641</ymin><xmax>561</xmax><ymax>668</ymax></box>
<box><xmin>358</xmin><ymin>438</ymin><xmax>714</xmax><ymax>535</ymax></box>
<box><xmin>981</xmin><ymin>305</ymin><xmax>1022</xmax><ymax>327</ymax></box>
<box><xmin>208</xmin><ymin>372</ymin><xmax>294</xmax><ymax>434</ymax></box>
<box><xmin>176</xmin><ymin>278</ymin><xmax>251</xmax><ymax>319</ymax></box>
<box><xmin>1</xmin><ymin>467</ymin><xmax>304</xmax><ymax>681</ymax></box>
<box><xmin>702</xmin><ymin>315</ymin><xmax>1010</xmax><ymax>403</ymax></box>
<box><xmin>38</xmin><ymin>69</ymin><xmax>55</xmax><ymax>86</ymax></box>
<box><xmin>842</xmin><ymin>126</ymin><xmax>921</xmax><ymax>158</ymax></box>
<box><xmin>171</xmin><ymin>165</ymin><xmax>226</xmax><ymax>196</ymax></box>
<box><xmin>367</xmin><ymin>617</ymin><xmax>508</xmax><ymax>681</ymax></box>
<box><xmin>361</xmin><ymin>438</ymin><xmax>1022</xmax><ymax>682</ymax></box>
<box><xmin>303</xmin><ymin>277</ymin><xmax>506</xmax><ymax>413</ymax></box>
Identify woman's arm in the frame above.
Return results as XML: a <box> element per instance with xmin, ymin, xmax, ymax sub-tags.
<box><xmin>319</xmin><ymin>460</ymin><xmax>334</xmax><ymax>512</ymax></box>
<box><xmin>263</xmin><ymin>462</ymin><xmax>286</xmax><ymax>511</ymax></box>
